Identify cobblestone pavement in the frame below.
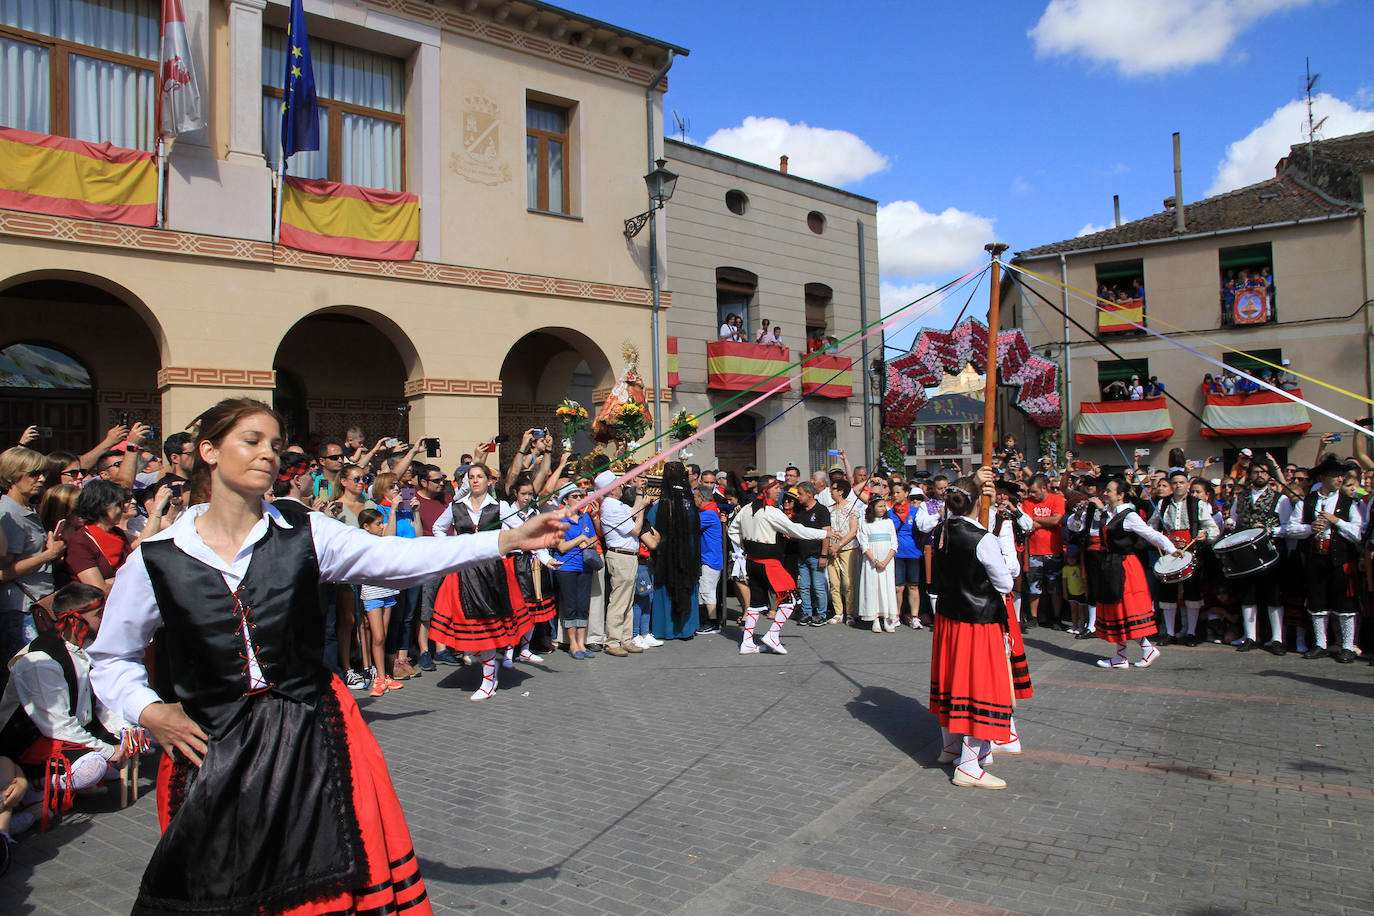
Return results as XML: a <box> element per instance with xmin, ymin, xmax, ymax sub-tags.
<box><xmin>6</xmin><ymin>620</ymin><xmax>1373</xmax><ymax>915</ymax></box>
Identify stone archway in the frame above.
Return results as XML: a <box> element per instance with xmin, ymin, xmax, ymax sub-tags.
<box><xmin>273</xmin><ymin>307</ymin><xmax>423</xmax><ymax>447</ymax></box>
<box><xmin>498</xmin><ymin>328</ymin><xmax>614</xmax><ymax>455</ymax></box>
<box><xmin>0</xmin><ymin>272</ymin><xmax>164</xmax><ymax>447</ymax></box>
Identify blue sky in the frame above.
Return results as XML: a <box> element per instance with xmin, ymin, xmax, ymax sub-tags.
<box><xmin>575</xmin><ymin>0</ymin><xmax>1373</xmax><ymax>349</ymax></box>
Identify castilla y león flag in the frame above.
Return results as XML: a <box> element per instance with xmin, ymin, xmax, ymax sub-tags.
<box><xmin>157</xmin><ymin>0</ymin><xmax>204</xmax><ymax>139</ymax></box>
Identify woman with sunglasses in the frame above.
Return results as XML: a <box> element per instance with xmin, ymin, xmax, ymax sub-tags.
<box><xmin>88</xmin><ymin>398</ymin><xmax>568</xmax><ymax>916</ymax></box>
<box><xmin>1</xmin><ymin>447</ymin><xmax>66</xmax><ymax>667</ymax></box>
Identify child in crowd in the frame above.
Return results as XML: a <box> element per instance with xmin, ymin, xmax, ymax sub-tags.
<box><xmin>857</xmin><ymin>495</ymin><xmax>898</xmax><ymax>633</ymax></box>
<box><xmin>755</xmin><ymin>318</ymin><xmax>771</xmax><ymax>344</ymax></box>
<box><xmin>769</xmin><ymin>324</ymin><xmax>784</xmax><ymax>349</ymax></box>
<box><xmin>357</xmin><ymin>508</ymin><xmax>405</xmax><ymax>697</ymax></box>
<box><xmin>1203</xmin><ymin>584</ymin><xmax>1241</xmax><ymax>645</ymax></box>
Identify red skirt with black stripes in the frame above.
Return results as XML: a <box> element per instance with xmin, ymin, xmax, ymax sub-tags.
<box><xmin>929</xmin><ymin>615</ymin><xmax>1013</xmax><ymax>742</ymax></box>
<box><xmin>429</xmin><ymin>558</ymin><xmax>531</xmax><ymax>653</ymax></box>
<box><xmin>1004</xmin><ymin>596</ymin><xmax>1033</xmax><ymax>700</ymax></box>
<box><xmin>1095</xmin><ymin>554</ymin><xmax>1158</xmax><ymax>643</ymax></box>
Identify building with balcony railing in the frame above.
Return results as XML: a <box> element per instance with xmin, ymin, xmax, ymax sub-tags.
<box><xmin>0</xmin><ymin>0</ymin><xmax>688</xmax><ymax>456</ymax></box>
<box><xmin>1002</xmin><ymin>130</ymin><xmax>1373</xmax><ymax>469</ymax></box>
<box><xmin>661</xmin><ymin>139</ymin><xmax>880</xmax><ymax>479</ymax></box>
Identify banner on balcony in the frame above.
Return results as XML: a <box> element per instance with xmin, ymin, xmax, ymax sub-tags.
<box><xmin>1200</xmin><ymin>388</ymin><xmax>1310</xmax><ymax>438</ymax></box>
<box><xmin>706</xmin><ymin>341</ymin><xmax>791</xmax><ymax>393</ymax></box>
<box><xmin>799</xmin><ymin>353</ymin><xmax>853</xmax><ymax>398</ymax></box>
<box><xmin>1231</xmin><ymin>288</ymin><xmax>1272</xmax><ymax>325</ymax></box>
<box><xmin>279</xmin><ymin>177</ymin><xmax>419</xmax><ymax>260</ymax></box>
<box><xmin>666</xmin><ymin>336</ymin><xmax>679</xmax><ymax>387</ymax></box>
<box><xmin>1074</xmin><ymin>398</ymin><xmax>1173</xmax><ymax>444</ymax></box>
<box><xmin>0</xmin><ymin>127</ymin><xmax>156</xmax><ymax>226</ymax></box>
<box><xmin>1097</xmin><ymin>298</ymin><xmax>1144</xmax><ymax>333</ymax></box>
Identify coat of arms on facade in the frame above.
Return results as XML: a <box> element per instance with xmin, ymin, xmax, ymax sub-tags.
<box><xmin>451</xmin><ymin>95</ymin><xmax>511</xmax><ymax>185</ymax></box>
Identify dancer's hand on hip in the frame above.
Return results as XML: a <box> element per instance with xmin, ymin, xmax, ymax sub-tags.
<box><xmin>140</xmin><ymin>702</ymin><xmax>209</xmax><ymax>767</ymax></box>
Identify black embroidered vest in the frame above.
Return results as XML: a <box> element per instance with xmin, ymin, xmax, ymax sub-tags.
<box><xmin>1301</xmin><ymin>490</ymin><xmax>1357</xmax><ymax>563</ymax></box>
<box><xmin>1103</xmin><ymin>509</ymin><xmax>1144</xmax><ymax>556</ymax></box>
<box><xmin>932</xmin><ymin>517</ymin><xmax>1006</xmax><ymax>626</ymax></box>
<box><xmin>141</xmin><ymin>500</ymin><xmax>331</xmax><ymax>738</ymax></box>
<box><xmin>1235</xmin><ymin>486</ymin><xmax>1280</xmax><ymax>531</ymax></box>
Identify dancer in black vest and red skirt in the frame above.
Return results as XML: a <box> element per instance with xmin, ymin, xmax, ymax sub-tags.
<box><xmin>501</xmin><ymin>478</ymin><xmax>557</xmax><ymax>665</ymax></box>
<box><xmin>430</xmin><ymin>463</ymin><xmax>534</xmax><ymax>701</ymax></box>
<box><xmin>88</xmin><ymin>399</ymin><xmax>568</xmax><ymax>916</ymax></box>
<box><xmin>930</xmin><ymin>476</ymin><xmax>1016</xmax><ymax>790</ymax></box>
<box><xmin>1092</xmin><ymin>477</ymin><xmax>1185</xmax><ymax>670</ymax></box>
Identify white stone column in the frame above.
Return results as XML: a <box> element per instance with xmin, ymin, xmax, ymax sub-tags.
<box><xmin>225</xmin><ymin>0</ymin><xmax>267</xmax><ymax>163</ymax></box>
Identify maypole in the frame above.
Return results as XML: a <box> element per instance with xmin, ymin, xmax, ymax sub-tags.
<box><xmin>978</xmin><ymin>242</ymin><xmax>1008</xmax><ymax>525</ymax></box>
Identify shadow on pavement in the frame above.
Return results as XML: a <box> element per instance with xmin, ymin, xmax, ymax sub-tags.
<box><xmin>1</xmin><ymin>815</ymin><xmax>98</xmax><ymax>915</ymax></box>
<box><xmin>1254</xmin><ymin>668</ymin><xmax>1374</xmax><ymax>700</ymax></box>
<box><xmin>1023</xmin><ymin>635</ymin><xmax>1104</xmax><ymax>666</ymax></box>
<box><xmin>841</xmin><ymin>682</ymin><xmax>941</xmax><ymax>764</ymax></box>
<box><xmin>418</xmin><ymin>857</ymin><xmax>559</xmax><ymax>886</ymax></box>
<box><xmin>359</xmin><ymin>708</ymin><xmax>430</xmax><ymax>723</ymax></box>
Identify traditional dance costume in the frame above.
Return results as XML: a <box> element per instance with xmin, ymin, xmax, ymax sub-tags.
<box><xmin>1147</xmin><ymin>494</ymin><xmax>1220</xmax><ymax>643</ymax></box>
<box><xmin>1226</xmin><ymin>484</ymin><xmax>1292</xmax><ymax>650</ymax></box>
<box><xmin>1286</xmin><ymin>488</ymin><xmax>1365</xmax><ymax>662</ymax></box>
<box><xmin>431</xmin><ymin>494</ymin><xmax>530</xmax><ymax>700</ymax></box>
<box><xmin>1092</xmin><ymin>504</ymin><xmax>1178</xmax><ymax>668</ymax></box>
<box><xmin>929</xmin><ymin>515</ymin><xmax>1015</xmax><ymax>789</ymax></box>
<box><xmin>501</xmin><ymin>502</ymin><xmax>556</xmax><ymax>667</ymax></box>
<box><xmin>726</xmin><ymin>496</ymin><xmax>827</xmax><ymax>654</ymax></box>
<box><xmin>0</xmin><ymin>629</ymin><xmax>131</xmax><ymax>830</ymax></box>
<box><xmin>89</xmin><ymin>498</ymin><xmax>506</xmax><ymax>915</ymax></box>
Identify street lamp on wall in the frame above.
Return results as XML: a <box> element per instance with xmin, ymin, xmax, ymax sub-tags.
<box><xmin>624</xmin><ymin>159</ymin><xmax>679</xmax><ymax>239</ymax></box>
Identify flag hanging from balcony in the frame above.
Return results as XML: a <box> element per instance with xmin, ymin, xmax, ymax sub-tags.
<box><xmin>1231</xmin><ymin>287</ymin><xmax>1272</xmax><ymax>325</ymax></box>
<box><xmin>279</xmin><ymin>177</ymin><xmax>419</xmax><ymax>259</ymax></box>
<box><xmin>1074</xmin><ymin>397</ymin><xmax>1173</xmax><ymax>444</ymax></box>
<box><xmin>1200</xmin><ymin>388</ymin><xmax>1310</xmax><ymax>438</ymax></box>
<box><xmin>1097</xmin><ymin>298</ymin><xmax>1144</xmax><ymax>333</ymax></box>
<box><xmin>281</xmin><ymin>0</ymin><xmax>319</xmax><ymax>158</ymax></box>
<box><xmin>157</xmin><ymin>0</ymin><xmax>204</xmax><ymax>139</ymax></box>
<box><xmin>706</xmin><ymin>341</ymin><xmax>791</xmax><ymax>393</ymax></box>
<box><xmin>799</xmin><ymin>352</ymin><xmax>853</xmax><ymax>398</ymax></box>
<box><xmin>666</xmin><ymin>337</ymin><xmax>679</xmax><ymax>387</ymax></box>
<box><xmin>0</xmin><ymin>127</ymin><xmax>155</xmax><ymax>226</ymax></box>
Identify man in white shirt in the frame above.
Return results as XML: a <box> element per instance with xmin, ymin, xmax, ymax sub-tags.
<box><xmin>1225</xmin><ymin>458</ymin><xmax>1291</xmax><ymax>651</ymax></box>
<box><xmin>1285</xmin><ymin>458</ymin><xmax>1365</xmax><ymax>662</ymax></box>
<box><xmin>596</xmin><ymin>471</ymin><xmax>651</xmax><ymax>657</ymax></box>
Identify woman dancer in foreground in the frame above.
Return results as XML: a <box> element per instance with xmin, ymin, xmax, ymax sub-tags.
<box><xmin>89</xmin><ymin>398</ymin><xmax>567</xmax><ymax>915</ymax></box>
<box><xmin>929</xmin><ymin>476</ymin><xmax>1015</xmax><ymax>790</ymax></box>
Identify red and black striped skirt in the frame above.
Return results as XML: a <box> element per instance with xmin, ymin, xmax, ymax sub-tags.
<box><xmin>1095</xmin><ymin>554</ymin><xmax>1158</xmax><ymax>643</ymax></box>
<box><xmin>1004</xmin><ymin>595</ymin><xmax>1033</xmax><ymax>700</ymax></box>
<box><xmin>929</xmin><ymin>615</ymin><xmax>1014</xmax><ymax>742</ymax></box>
<box><xmin>429</xmin><ymin>559</ymin><xmax>531</xmax><ymax>653</ymax></box>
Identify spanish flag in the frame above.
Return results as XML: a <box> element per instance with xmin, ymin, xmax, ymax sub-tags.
<box><xmin>1097</xmin><ymin>298</ymin><xmax>1144</xmax><ymax>333</ymax></box>
<box><xmin>666</xmin><ymin>336</ymin><xmax>679</xmax><ymax>388</ymax></box>
<box><xmin>0</xmin><ymin>127</ymin><xmax>156</xmax><ymax>226</ymax></box>
<box><xmin>279</xmin><ymin>177</ymin><xmax>419</xmax><ymax>260</ymax></box>
<box><xmin>799</xmin><ymin>352</ymin><xmax>853</xmax><ymax>398</ymax></box>
<box><xmin>706</xmin><ymin>340</ymin><xmax>791</xmax><ymax>393</ymax></box>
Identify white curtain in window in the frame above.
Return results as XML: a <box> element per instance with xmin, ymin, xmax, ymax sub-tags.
<box><xmin>261</xmin><ymin>96</ymin><xmax>328</xmax><ymax>180</ymax></box>
<box><xmin>262</xmin><ymin>27</ymin><xmax>403</xmax><ymax>190</ymax></box>
<box><xmin>0</xmin><ymin>0</ymin><xmax>157</xmax><ymax>58</ymax></box>
<box><xmin>0</xmin><ymin>35</ymin><xmax>50</xmax><ymax>133</ymax></box>
<box><xmin>69</xmin><ymin>53</ymin><xmax>152</xmax><ymax>149</ymax></box>
<box><xmin>1</xmin><ymin>0</ymin><xmax>156</xmax><ymax>148</ymax></box>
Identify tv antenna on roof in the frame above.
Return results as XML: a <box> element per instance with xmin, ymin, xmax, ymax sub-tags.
<box><xmin>672</xmin><ymin>110</ymin><xmax>690</xmax><ymax>142</ymax></box>
<box><xmin>1303</xmin><ymin>57</ymin><xmax>1328</xmax><ymax>173</ymax></box>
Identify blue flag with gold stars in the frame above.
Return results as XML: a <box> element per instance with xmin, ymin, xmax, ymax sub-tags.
<box><xmin>280</xmin><ymin>0</ymin><xmax>318</xmax><ymax>159</ymax></box>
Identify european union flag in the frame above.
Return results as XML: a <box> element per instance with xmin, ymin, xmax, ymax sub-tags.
<box><xmin>280</xmin><ymin>0</ymin><xmax>318</xmax><ymax>159</ymax></box>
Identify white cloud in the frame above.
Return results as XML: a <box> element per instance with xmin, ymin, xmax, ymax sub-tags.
<box><xmin>1012</xmin><ymin>175</ymin><xmax>1033</xmax><ymax>193</ymax></box>
<box><xmin>880</xmin><ymin>281</ymin><xmax>939</xmax><ymax>317</ymax></box>
<box><xmin>1029</xmin><ymin>0</ymin><xmax>1314</xmax><ymax>77</ymax></box>
<box><xmin>1208</xmin><ymin>93</ymin><xmax>1374</xmax><ymax>194</ymax></box>
<box><xmin>1077</xmin><ymin>222</ymin><xmax>1110</xmax><ymax>237</ymax></box>
<box><xmin>877</xmin><ymin>200</ymin><xmax>996</xmax><ymax>278</ymax></box>
<box><xmin>702</xmin><ymin>116</ymin><xmax>889</xmax><ymax>186</ymax></box>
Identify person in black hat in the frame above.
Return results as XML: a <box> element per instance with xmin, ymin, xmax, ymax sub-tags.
<box><xmin>1285</xmin><ymin>456</ymin><xmax>1365</xmax><ymax>662</ymax></box>
<box><xmin>1226</xmin><ymin>455</ymin><xmax>1291</xmax><ymax>651</ymax></box>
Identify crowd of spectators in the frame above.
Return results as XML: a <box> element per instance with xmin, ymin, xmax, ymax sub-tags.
<box><xmin>3</xmin><ymin>410</ymin><xmax>1373</xmax><ymax>863</ymax></box>
<box><xmin>1202</xmin><ymin>362</ymin><xmax>1301</xmax><ymax>395</ymax></box>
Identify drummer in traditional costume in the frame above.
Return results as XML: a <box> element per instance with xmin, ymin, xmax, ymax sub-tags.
<box><xmin>1147</xmin><ymin>470</ymin><xmax>1219</xmax><ymax>647</ymax></box>
<box><xmin>88</xmin><ymin>398</ymin><xmax>567</xmax><ymax>915</ymax></box>
<box><xmin>1223</xmin><ymin>457</ymin><xmax>1292</xmax><ymax>652</ymax></box>
<box><xmin>1092</xmin><ymin>477</ymin><xmax>1185</xmax><ymax>669</ymax></box>
<box><xmin>431</xmin><ymin>463</ymin><xmax>534</xmax><ymax>701</ymax></box>
<box><xmin>930</xmin><ymin>476</ymin><xmax>1016</xmax><ymax>789</ymax></box>
<box><xmin>1285</xmin><ymin>456</ymin><xmax>1365</xmax><ymax>663</ymax></box>
<box><xmin>726</xmin><ymin>473</ymin><xmax>829</xmax><ymax>655</ymax></box>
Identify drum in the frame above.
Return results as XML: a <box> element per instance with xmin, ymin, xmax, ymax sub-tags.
<box><xmin>1212</xmin><ymin>527</ymin><xmax>1279</xmax><ymax>578</ymax></box>
<box><xmin>1153</xmin><ymin>551</ymin><xmax>1196</xmax><ymax>583</ymax></box>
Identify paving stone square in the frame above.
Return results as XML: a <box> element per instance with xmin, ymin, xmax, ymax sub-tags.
<box><xmin>5</xmin><ymin>622</ymin><xmax>1373</xmax><ymax>915</ymax></box>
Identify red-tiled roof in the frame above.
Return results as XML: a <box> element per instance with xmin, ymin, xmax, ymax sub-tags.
<box><xmin>1016</xmin><ymin>174</ymin><xmax>1355</xmax><ymax>259</ymax></box>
